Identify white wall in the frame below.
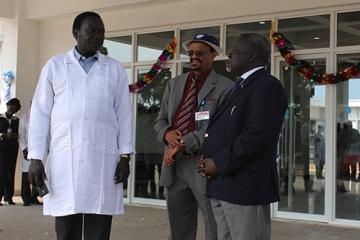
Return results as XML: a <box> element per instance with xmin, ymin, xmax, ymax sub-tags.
<box><xmin>26</xmin><ymin>0</ymin><xmax>161</xmax><ymax>20</ymax></box>
<box><xmin>0</xmin><ymin>0</ymin><xmax>14</xmax><ymax>19</ymax></box>
<box><xmin>35</xmin><ymin>0</ymin><xmax>360</xmax><ymax>68</ymax></box>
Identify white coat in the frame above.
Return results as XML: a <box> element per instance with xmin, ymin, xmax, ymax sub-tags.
<box><xmin>19</xmin><ymin>112</ymin><xmax>30</xmax><ymax>172</ymax></box>
<box><xmin>28</xmin><ymin>49</ymin><xmax>134</xmax><ymax>217</ymax></box>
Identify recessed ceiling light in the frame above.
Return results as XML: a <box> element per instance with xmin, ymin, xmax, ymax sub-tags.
<box><xmin>259</xmin><ymin>21</ymin><xmax>266</xmax><ymax>25</ymax></box>
<box><xmin>314</xmin><ymin>37</ymin><xmax>320</xmax><ymax>40</ymax></box>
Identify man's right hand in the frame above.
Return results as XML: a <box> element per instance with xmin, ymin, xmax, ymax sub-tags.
<box><xmin>28</xmin><ymin>159</ymin><xmax>47</xmax><ymax>187</ymax></box>
<box><xmin>164</xmin><ymin>129</ymin><xmax>184</xmax><ymax>148</ymax></box>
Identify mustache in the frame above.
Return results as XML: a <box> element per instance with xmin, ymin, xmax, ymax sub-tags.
<box><xmin>190</xmin><ymin>58</ymin><xmax>201</xmax><ymax>63</ymax></box>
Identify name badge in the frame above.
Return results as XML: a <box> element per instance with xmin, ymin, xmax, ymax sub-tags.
<box><xmin>195</xmin><ymin>111</ymin><xmax>210</xmax><ymax>121</ymax></box>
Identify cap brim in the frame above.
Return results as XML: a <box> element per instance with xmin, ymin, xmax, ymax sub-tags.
<box><xmin>182</xmin><ymin>40</ymin><xmax>222</xmax><ymax>56</ymax></box>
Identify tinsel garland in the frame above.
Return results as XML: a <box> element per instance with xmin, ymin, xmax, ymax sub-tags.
<box><xmin>2</xmin><ymin>70</ymin><xmax>15</xmax><ymax>103</ymax></box>
<box><xmin>129</xmin><ymin>38</ymin><xmax>177</xmax><ymax>93</ymax></box>
<box><xmin>271</xmin><ymin>32</ymin><xmax>360</xmax><ymax>85</ymax></box>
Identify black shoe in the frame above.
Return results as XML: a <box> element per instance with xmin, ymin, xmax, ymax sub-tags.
<box><xmin>0</xmin><ymin>203</ymin><xmax>3</xmax><ymax>206</ymax></box>
<box><xmin>6</xmin><ymin>200</ymin><xmax>16</xmax><ymax>205</ymax></box>
<box><xmin>23</xmin><ymin>202</ymin><xmax>30</xmax><ymax>206</ymax></box>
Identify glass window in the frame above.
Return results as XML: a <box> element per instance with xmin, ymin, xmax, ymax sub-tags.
<box><xmin>226</xmin><ymin>21</ymin><xmax>271</xmax><ymax>54</ymax></box>
<box><xmin>278</xmin><ymin>15</ymin><xmax>330</xmax><ymax>49</ymax></box>
<box><xmin>336</xmin><ymin>53</ymin><xmax>360</xmax><ymax>221</ymax></box>
<box><xmin>337</xmin><ymin>11</ymin><xmax>360</xmax><ymax>47</ymax></box>
<box><xmin>180</xmin><ymin>26</ymin><xmax>220</xmax><ymax>58</ymax></box>
<box><xmin>103</xmin><ymin>36</ymin><xmax>132</xmax><ymax>63</ymax></box>
<box><xmin>125</xmin><ymin>68</ymin><xmax>133</xmax><ymax>84</ymax></box>
<box><xmin>137</xmin><ymin>31</ymin><xmax>174</xmax><ymax>61</ymax></box>
<box><xmin>278</xmin><ymin>58</ymin><xmax>326</xmax><ymax>215</ymax></box>
<box><xmin>134</xmin><ymin>68</ymin><xmax>172</xmax><ymax>199</ymax></box>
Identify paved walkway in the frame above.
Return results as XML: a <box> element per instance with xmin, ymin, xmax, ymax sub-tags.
<box><xmin>0</xmin><ymin>198</ymin><xmax>360</xmax><ymax>240</ymax></box>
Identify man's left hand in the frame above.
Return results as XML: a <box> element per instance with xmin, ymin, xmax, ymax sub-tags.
<box><xmin>196</xmin><ymin>157</ymin><xmax>219</xmax><ymax>179</ymax></box>
<box><xmin>163</xmin><ymin>146</ymin><xmax>182</xmax><ymax>166</ymax></box>
<box><xmin>114</xmin><ymin>155</ymin><xmax>130</xmax><ymax>189</ymax></box>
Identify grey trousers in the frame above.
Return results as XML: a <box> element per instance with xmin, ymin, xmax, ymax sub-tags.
<box><xmin>211</xmin><ymin>199</ymin><xmax>271</xmax><ymax>240</ymax></box>
<box><xmin>165</xmin><ymin>159</ymin><xmax>217</xmax><ymax>240</ymax></box>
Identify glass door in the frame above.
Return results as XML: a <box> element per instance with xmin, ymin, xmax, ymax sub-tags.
<box><xmin>131</xmin><ymin>65</ymin><xmax>175</xmax><ymax>205</ymax></box>
<box><xmin>335</xmin><ymin>53</ymin><xmax>360</xmax><ymax>222</ymax></box>
<box><xmin>274</xmin><ymin>55</ymin><xmax>328</xmax><ymax>220</ymax></box>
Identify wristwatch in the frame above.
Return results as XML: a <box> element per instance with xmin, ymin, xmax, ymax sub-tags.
<box><xmin>120</xmin><ymin>154</ymin><xmax>130</xmax><ymax>161</ymax></box>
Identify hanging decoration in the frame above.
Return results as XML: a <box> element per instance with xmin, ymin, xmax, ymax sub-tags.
<box><xmin>2</xmin><ymin>70</ymin><xmax>15</xmax><ymax>103</ymax></box>
<box><xmin>271</xmin><ymin>32</ymin><xmax>360</xmax><ymax>86</ymax></box>
<box><xmin>129</xmin><ymin>38</ymin><xmax>177</xmax><ymax>93</ymax></box>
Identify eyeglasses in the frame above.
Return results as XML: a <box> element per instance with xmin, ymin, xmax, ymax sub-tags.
<box><xmin>186</xmin><ymin>50</ymin><xmax>210</xmax><ymax>57</ymax></box>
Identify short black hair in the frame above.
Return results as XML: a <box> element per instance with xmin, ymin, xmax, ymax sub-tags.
<box><xmin>238</xmin><ymin>33</ymin><xmax>271</xmax><ymax>65</ymax></box>
<box><xmin>6</xmin><ymin>98</ymin><xmax>21</xmax><ymax>108</ymax></box>
<box><xmin>72</xmin><ymin>11</ymin><xmax>102</xmax><ymax>34</ymax></box>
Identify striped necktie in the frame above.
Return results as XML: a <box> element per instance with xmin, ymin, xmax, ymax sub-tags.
<box><xmin>176</xmin><ymin>77</ymin><xmax>197</xmax><ymax>135</ymax></box>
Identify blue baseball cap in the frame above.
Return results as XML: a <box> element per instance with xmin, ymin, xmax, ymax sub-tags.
<box><xmin>182</xmin><ymin>33</ymin><xmax>222</xmax><ymax>55</ymax></box>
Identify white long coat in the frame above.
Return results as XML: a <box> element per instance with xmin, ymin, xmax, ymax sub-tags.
<box><xmin>28</xmin><ymin>49</ymin><xmax>134</xmax><ymax>217</ymax></box>
<box><xmin>19</xmin><ymin>112</ymin><xmax>30</xmax><ymax>172</ymax></box>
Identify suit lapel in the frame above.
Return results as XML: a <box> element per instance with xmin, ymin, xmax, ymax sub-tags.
<box><xmin>210</xmin><ymin>69</ymin><xmax>265</xmax><ymax>124</ymax></box>
<box><xmin>173</xmin><ymin>73</ymin><xmax>189</xmax><ymax>112</ymax></box>
<box><xmin>197</xmin><ymin>70</ymin><xmax>217</xmax><ymax>107</ymax></box>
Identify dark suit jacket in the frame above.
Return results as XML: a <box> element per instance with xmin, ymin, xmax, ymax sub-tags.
<box><xmin>0</xmin><ymin>114</ymin><xmax>19</xmax><ymax>148</ymax></box>
<box><xmin>202</xmin><ymin>68</ymin><xmax>288</xmax><ymax>205</ymax></box>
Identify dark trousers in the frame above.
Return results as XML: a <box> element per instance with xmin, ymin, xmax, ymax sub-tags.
<box><xmin>21</xmin><ymin>172</ymin><xmax>38</xmax><ymax>204</ymax></box>
<box><xmin>55</xmin><ymin>214</ymin><xmax>113</xmax><ymax>240</ymax></box>
<box><xmin>0</xmin><ymin>145</ymin><xmax>18</xmax><ymax>202</ymax></box>
<box><xmin>0</xmin><ymin>158</ymin><xmax>9</xmax><ymax>201</ymax></box>
<box><xmin>2</xmin><ymin>145</ymin><xmax>18</xmax><ymax>201</ymax></box>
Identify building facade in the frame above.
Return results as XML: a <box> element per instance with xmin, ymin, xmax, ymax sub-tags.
<box><xmin>1</xmin><ymin>0</ymin><xmax>360</xmax><ymax>227</ymax></box>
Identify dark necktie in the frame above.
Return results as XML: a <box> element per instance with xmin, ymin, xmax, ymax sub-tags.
<box><xmin>227</xmin><ymin>77</ymin><xmax>245</xmax><ymax>100</ymax></box>
<box><xmin>176</xmin><ymin>77</ymin><xmax>197</xmax><ymax>135</ymax></box>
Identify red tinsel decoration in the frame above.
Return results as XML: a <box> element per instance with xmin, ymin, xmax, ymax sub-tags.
<box><xmin>129</xmin><ymin>38</ymin><xmax>177</xmax><ymax>93</ymax></box>
<box><xmin>271</xmin><ymin>32</ymin><xmax>360</xmax><ymax>85</ymax></box>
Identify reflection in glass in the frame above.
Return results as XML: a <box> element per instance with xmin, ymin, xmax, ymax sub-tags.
<box><xmin>278</xmin><ymin>59</ymin><xmax>326</xmax><ymax>215</ymax></box>
<box><xmin>226</xmin><ymin>21</ymin><xmax>271</xmax><ymax>54</ymax></box>
<box><xmin>103</xmin><ymin>36</ymin><xmax>132</xmax><ymax>62</ymax></box>
<box><xmin>278</xmin><ymin>15</ymin><xmax>330</xmax><ymax>49</ymax></box>
<box><xmin>180</xmin><ymin>26</ymin><xmax>220</xmax><ymax>58</ymax></box>
<box><xmin>137</xmin><ymin>31</ymin><xmax>174</xmax><ymax>61</ymax></box>
<box><xmin>135</xmin><ymin>68</ymin><xmax>172</xmax><ymax>199</ymax></box>
<box><xmin>336</xmin><ymin>54</ymin><xmax>360</xmax><ymax>220</ymax></box>
<box><xmin>337</xmin><ymin>11</ymin><xmax>360</xmax><ymax>47</ymax></box>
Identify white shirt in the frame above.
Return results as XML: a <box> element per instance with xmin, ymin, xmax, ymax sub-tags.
<box><xmin>19</xmin><ymin>112</ymin><xmax>30</xmax><ymax>172</ymax></box>
<box><xmin>240</xmin><ymin>66</ymin><xmax>265</xmax><ymax>80</ymax></box>
<box><xmin>28</xmin><ymin>49</ymin><xmax>134</xmax><ymax>216</ymax></box>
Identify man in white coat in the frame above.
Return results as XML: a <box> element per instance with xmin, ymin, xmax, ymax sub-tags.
<box><xmin>28</xmin><ymin>12</ymin><xmax>134</xmax><ymax>240</ymax></box>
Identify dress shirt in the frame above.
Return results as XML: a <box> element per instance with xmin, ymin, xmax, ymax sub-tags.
<box><xmin>73</xmin><ymin>47</ymin><xmax>99</xmax><ymax>74</ymax></box>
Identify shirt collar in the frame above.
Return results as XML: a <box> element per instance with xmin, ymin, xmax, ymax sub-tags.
<box><xmin>73</xmin><ymin>47</ymin><xmax>99</xmax><ymax>62</ymax></box>
<box><xmin>240</xmin><ymin>66</ymin><xmax>264</xmax><ymax>80</ymax></box>
<box><xmin>189</xmin><ymin>69</ymin><xmax>212</xmax><ymax>81</ymax></box>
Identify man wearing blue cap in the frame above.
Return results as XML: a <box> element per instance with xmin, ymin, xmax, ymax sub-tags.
<box><xmin>155</xmin><ymin>34</ymin><xmax>233</xmax><ymax>240</ymax></box>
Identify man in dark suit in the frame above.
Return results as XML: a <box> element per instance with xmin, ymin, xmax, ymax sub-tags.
<box><xmin>0</xmin><ymin>98</ymin><xmax>21</xmax><ymax>206</ymax></box>
<box><xmin>155</xmin><ymin>34</ymin><xmax>233</xmax><ymax>240</ymax></box>
<box><xmin>197</xmin><ymin>33</ymin><xmax>287</xmax><ymax>240</ymax></box>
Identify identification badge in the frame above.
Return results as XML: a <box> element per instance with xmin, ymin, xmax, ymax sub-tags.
<box><xmin>195</xmin><ymin>111</ymin><xmax>210</xmax><ymax>121</ymax></box>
